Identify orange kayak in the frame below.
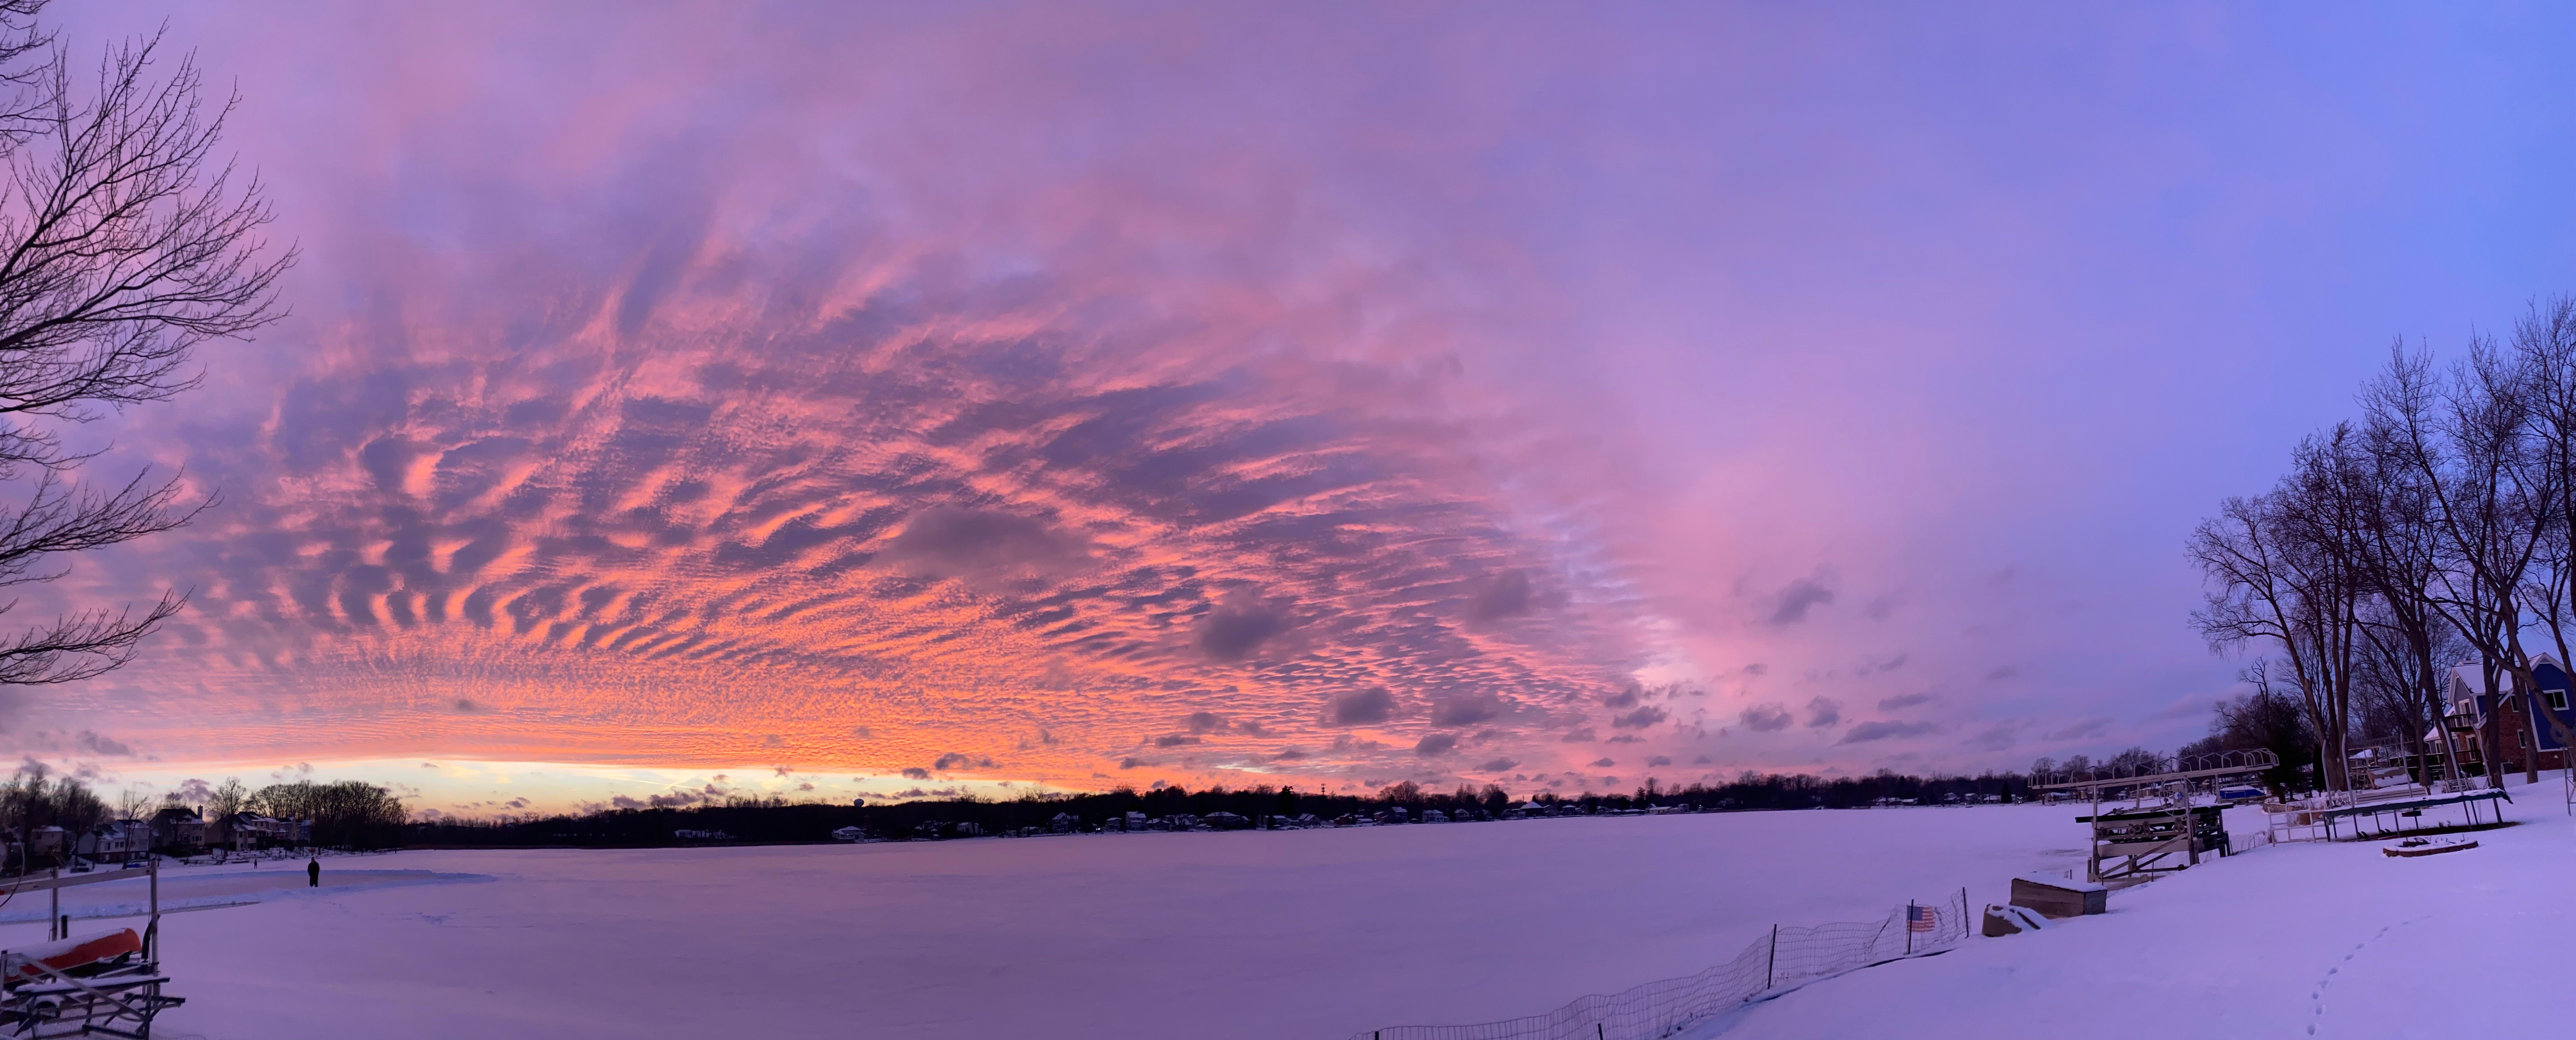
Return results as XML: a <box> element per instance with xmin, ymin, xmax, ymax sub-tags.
<box><xmin>2</xmin><ymin>929</ymin><xmax>142</xmax><ymax>982</ymax></box>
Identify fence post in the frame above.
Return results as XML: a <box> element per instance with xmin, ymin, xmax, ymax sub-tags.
<box><xmin>1765</xmin><ymin>924</ymin><xmax>1776</xmax><ymax>990</ymax></box>
<box><xmin>1905</xmin><ymin>901</ymin><xmax>1914</xmax><ymax>955</ymax></box>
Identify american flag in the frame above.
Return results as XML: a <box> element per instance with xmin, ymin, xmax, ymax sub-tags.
<box><xmin>1906</xmin><ymin>905</ymin><xmax>1938</xmax><ymax>932</ymax></box>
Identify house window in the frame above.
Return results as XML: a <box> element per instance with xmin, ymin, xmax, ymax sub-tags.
<box><xmin>2549</xmin><ymin>688</ymin><xmax>2570</xmax><ymax>712</ymax></box>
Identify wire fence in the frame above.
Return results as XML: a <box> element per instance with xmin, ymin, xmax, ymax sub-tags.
<box><xmin>1346</xmin><ymin>889</ymin><xmax>1972</xmax><ymax>1040</ymax></box>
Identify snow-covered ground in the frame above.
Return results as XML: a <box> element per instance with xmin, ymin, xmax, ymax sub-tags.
<box><xmin>2</xmin><ymin>782</ymin><xmax>2560</xmax><ymax>1039</ymax></box>
<box><xmin>24</xmin><ymin>805</ymin><xmax>2078</xmax><ymax>1039</ymax></box>
<box><xmin>1700</xmin><ymin>776</ymin><xmax>2571</xmax><ymax>1040</ymax></box>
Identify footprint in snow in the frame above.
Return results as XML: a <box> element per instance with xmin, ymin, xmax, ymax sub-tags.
<box><xmin>2307</xmin><ymin>917</ymin><xmax>2423</xmax><ymax>1036</ymax></box>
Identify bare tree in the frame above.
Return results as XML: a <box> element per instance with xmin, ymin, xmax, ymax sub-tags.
<box><xmin>2509</xmin><ymin>296</ymin><xmax>2576</xmax><ymax>761</ymax></box>
<box><xmin>2364</xmin><ymin>342</ymin><xmax>2555</xmax><ymax>788</ymax></box>
<box><xmin>2214</xmin><ymin>664</ymin><xmax>2317</xmax><ymax>797</ymax></box>
<box><xmin>2341</xmin><ymin>413</ymin><xmax>2471</xmax><ymax>784</ymax></box>
<box><xmin>0</xmin><ymin>9</ymin><xmax>291</xmax><ymax>687</ymax></box>
<box><xmin>2211</xmin><ymin>306</ymin><xmax>2576</xmax><ymax>793</ymax></box>
<box><xmin>205</xmin><ymin>776</ymin><xmax>246</xmax><ymax>820</ymax></box>
<box><xmin>2352</xmin><ymin>601</ymin><xmax>2470</xmax><ymax>783</ymax></box>
<box><xmin>2189</xmin><ymin>471</ymin><xmax>2361</xmax><ymax>789</ymax></box>
<box><xmin>112</xmin><ymin>782</ymin><xmax>147</xmax><ymax>823</ymax></box>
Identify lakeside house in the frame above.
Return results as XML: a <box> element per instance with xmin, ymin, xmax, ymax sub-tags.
<box><xmin>208</xmin><ymin>813</ymin><xmax>307</xmax><ymax>851</ymax></box>
<box><xmin>75</xmin><ymin>820</ymin><xmax>151</xmax><ymax>862</ymax></box>
<box><xmin>150</xmin><ymin>807</ymin><xmax>207</xmax><ymax>854</ymax></box>
<box><xmin>2435</xmin><ymin>655</ymin><xmax>2576</xmax><ymax>775</ymax></box>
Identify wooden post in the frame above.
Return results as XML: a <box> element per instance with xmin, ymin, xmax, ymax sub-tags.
<box><xmin>2087</xmin><ymin>785</ymin><xmax>2102</xmax><ymax>882</ymax></box>
<box><xmin>1906</xmin><ymin>902</ymin><xmax>1914</xmax><ymax>955</ymax></box>
<box><xmin>47</xmin><ymin>866</ymin><xmax>57</xmax><ymax>940</ymax></box>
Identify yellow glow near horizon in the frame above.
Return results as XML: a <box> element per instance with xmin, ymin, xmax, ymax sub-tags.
<box><xmin>77</xmin><ymin>758</ymin><xmax>1065</xmax><ymax>819</ymax></box>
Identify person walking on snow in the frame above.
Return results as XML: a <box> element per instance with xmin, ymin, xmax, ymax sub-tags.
<box><xmin>306</xmin><ymin>857</ymin><xmax>320</xmax><ymax>888</ymax></box>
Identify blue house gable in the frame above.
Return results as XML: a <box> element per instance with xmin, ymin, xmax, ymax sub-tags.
<box><xmin>2532</xmin><ymin>658</ymin><xmax>2576</xmax><ymax>752</ymax></box>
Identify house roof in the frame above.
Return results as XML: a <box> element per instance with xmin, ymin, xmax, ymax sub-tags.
<box><xmin>2448</xmin><ymin>663</ymin><xmax>2489</xmax><ymax>699</ymax></box>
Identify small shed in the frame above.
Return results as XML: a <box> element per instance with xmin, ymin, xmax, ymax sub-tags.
<box><xmin>2009</xmin><ymin>872</ymin><xmax>2106</xmax><ymax>919</ymax></box>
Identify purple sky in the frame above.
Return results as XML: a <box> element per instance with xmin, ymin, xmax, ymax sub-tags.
<box><xmin>15</xmin><ymin>3</ymin><xmax>2573</xmax><ymax>811</ymax></box>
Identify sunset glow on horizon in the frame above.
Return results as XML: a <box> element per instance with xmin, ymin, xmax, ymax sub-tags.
<box><xmin>9</xmin><ymin>2</ymin><xmax>2569</xmax><ymax>816</ymax></box>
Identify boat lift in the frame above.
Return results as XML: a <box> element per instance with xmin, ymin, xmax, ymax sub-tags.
<box><xmin>2035</xmin><ymin>750</ymin><xmax>2280</xmax><ymax>884</ymax></box>
<box><xmin>0</xmin><ymin>860</ymin><xmax>183</xmax><ymax>1038</ymax></box>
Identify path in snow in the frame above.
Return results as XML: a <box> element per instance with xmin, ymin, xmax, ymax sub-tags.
<box><xmin>0</xmin><ymin>865</ymin><xmax>491</xmax><ymax>923</ymax></box>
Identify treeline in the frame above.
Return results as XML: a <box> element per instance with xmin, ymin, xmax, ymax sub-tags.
<box><xmin>231</xmin><ymin>780</ymin><xmax>409</xmax><ymax>849</ymax></box>
<box><xmin>0</xmin><ymin>768</ymin><xmax>409</xmax><ymax>853</ymax></box>
<box><xmin>0</xmin><ymin>772</ymin><xmax>110</xmax><ymax>838</ymax></box>
<box><xmin>2187</xmin><ymin>297</ymin><xmax>2576</xmax><ymax>792</ymax></box>
<box><xmin>2028</xmin><ymin>685</ymin><xmax>2325</xmax><ymax>798</ymax></box>
<box><xmin>410</xmin><ymin>771</ymin><xmax>2038</xmax><ymax>848</ymax></box>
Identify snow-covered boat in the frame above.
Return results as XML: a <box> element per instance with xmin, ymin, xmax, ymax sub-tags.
<box><xmin>0</xmin><ymin>862</ymin><xmax>185</xmax><ymax>1037</ymax></box>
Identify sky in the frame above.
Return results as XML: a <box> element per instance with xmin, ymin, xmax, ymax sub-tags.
<box><xmin>7</xmin><ymin>2</ymin><xmax>2571</xmax><ymax>815</ymax></box>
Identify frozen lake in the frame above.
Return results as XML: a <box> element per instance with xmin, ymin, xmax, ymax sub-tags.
<box><xmin>19</xmin><ymin>804</ymin><xmax>2086</xmax><ymax>1039</ymax></box>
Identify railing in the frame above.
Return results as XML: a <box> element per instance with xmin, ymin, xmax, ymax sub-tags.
<box><xmin>1346</xmin><ymin>890</ymin><xmax>1972</xmax><ymax>1040</ymax></box>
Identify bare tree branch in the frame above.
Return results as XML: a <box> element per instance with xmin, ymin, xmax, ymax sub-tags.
<box><xmin>0</xmin><ymin>7</ymin><xmax>291</xmax><ymax>687</ymax></box>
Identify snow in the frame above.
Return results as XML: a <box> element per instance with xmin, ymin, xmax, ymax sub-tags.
<box><xmin>2014</xmin><ymin>870</ymin><xmax>2102</xmax><ymax>892</ymax></box>
<box><xmin>1985</xmin><ymin>903</ymin><xmax>2049</xmax><ymax>933</ymax></box>
<box><xmin>1697</xmin><ymin>775</ymin><xmax>2571</xmax><ymax>1040</ymax></box>
<box><xmin>0</xmin><ymin>784</ymin><xmax>2555</xmax><ymax>1039</ymax></box>
<box><xmin>8</xmin><ymin>806</ymin><xmax>2076</xmax><ymax>1039</ymax></box>
<box><xmin>0</xmin><ymin>867</ymin><xmax>488</xmax><ymax>922</ymax></box>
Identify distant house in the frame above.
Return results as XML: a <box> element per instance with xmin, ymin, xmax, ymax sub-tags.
<box><xmin>208</xmin><ymin>813</ymin><xmax>300</xmax><ymax>851</ymax></box>
<box><xmin>2529</xmin><ymin>655</ymin><xmax>2576</xmax><ymax>770</ymax></box>
<box><xmin>76</xmin><ymin>821</ymin><xmax>148</xmax><ymax>862</ymax></box>
<box><xmin>2438</xmin><ymin>656</ymin><xmax>2576</xmax><ymax>775</ymax></box>
<box><xmin>829</xmin><ymin>826</ymin><xmax>865</xmax><ymax>842</ymax></box>
<box><xmin>673</xmin><ymin>828</ymin><xmax>733</xmax><ymax>842</ymax></box>
<box><xmin>1420</xmin><ymin>809</ymin><xmax>1448</xmax><ymax>823</ymax></box>
<box><xmin>149</xmin><ymin>807</ymin><xmax>205</xmax><ymax>854</ymax></box>
<box><xmin>1203</xmin><ymin>812</ymin><xmax>1249</xmax><ymax>830</ymax></box>
<box><xmin>1050</xmin><ymin>812</ymin><xmax>1077</xmax><ymax>834</ymax></box>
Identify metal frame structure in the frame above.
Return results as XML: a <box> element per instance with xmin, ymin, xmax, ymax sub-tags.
<box><xmin>0</xmin><ymin>861</ymin><xmax>182</xmax><ymax>1038</ymax></box>
<box><xmin>2035</xmin><ymin>750</ymin><xmax>2279</xmax><ymax>883</ymax></box>
<box><xmin>2315</xmin><ymin>788</ymin><xmax>2510</xmax><ymax>841</ymax></box>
